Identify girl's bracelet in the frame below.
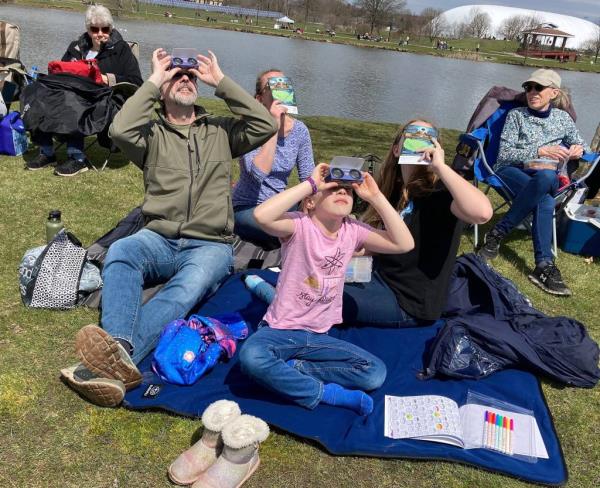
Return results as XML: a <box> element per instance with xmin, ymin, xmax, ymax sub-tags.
<box><xmin>306</xmin><ymin>176</ymin><xmax>318</xmax><ymax>195</ymax></box>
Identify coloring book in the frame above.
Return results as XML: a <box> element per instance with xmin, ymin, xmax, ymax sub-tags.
<box><xmin>384</xmin><ymin>394</ymin><xmax>548</xmax><ymax>459</ymax></box>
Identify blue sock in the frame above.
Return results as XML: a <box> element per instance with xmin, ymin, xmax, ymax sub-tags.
<box><xmin>321</xmin><ymin>383</ymin><xmax>374</xmax><ymax>416</ymax></box>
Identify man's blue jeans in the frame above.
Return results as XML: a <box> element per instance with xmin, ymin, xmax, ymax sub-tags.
<box><xmin>342</xmin><ymin>271</ymin><xmax>418</xmax><ymax>327</ymax></box>
<box><xmin>495</xmin><ymin>166</ymin><xmax>559</xmax><ymax>264</ymax></box>
<box><xmin>239</xmin><ymin>325</ymin><xmax>387</xmax><ymax>409</ymax></box>
<box><xmin>234</xmin><ymin>205</ymin><xmax>281</xmax><ymax>251</ymax></box>
<box><xmin>101</xmin><ymin>229</ymin><xmax>233</xmax><ymax>364</ymax></box>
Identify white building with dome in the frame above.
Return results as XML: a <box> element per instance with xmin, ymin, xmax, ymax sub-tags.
<box><xmin>438</xmin><ymin>4</ymin><xmax>598</xmax><ymax>49</ymax></box>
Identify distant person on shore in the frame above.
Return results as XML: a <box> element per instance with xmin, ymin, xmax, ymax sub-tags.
<box><xmin>478</xmin><ymin>69</ymin><xmax>590</xmax><ymax>296</ymax></box>
<box><xmin>232</xmin><ymin>69</ymin><xmax>315</xmax><ymax>250</ymax></box>
<box><xmin>60</xmin><ymin>48</ymin><xmax>277</xmax><ymax>407</ymax></box>
<box><xmin>26</xmin><ymin>4</ymin><xmax>142</xmax><ymax>176</ymax></box>
<box><xmin>343</xmin><ymin>120</ymin><xmax>492</xmax><ymax>326</ymax></box>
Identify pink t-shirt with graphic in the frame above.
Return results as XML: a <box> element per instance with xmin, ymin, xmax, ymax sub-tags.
<box><xmin>264</xmin><ymin>211</ymin><xmax>373</xmax><ymax>333</ymax></box>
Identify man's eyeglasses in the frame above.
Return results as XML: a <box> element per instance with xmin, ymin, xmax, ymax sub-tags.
<box><xmin>90</xmin><ymin>26</ymin><xmax>111</xmax><ymax>34</ymax></box>
<box><xmin>172</xmin><ymin>71</ymin><xmax>197</xmax><ymax>82</ymax></box>
<box><xmin>523</xmin><ymin>83</ymin><xmax>548</xmax><ymax>93</ymax></box>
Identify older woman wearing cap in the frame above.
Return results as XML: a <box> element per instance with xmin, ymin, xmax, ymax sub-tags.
<box><xmin>478</xmin><ymin>69</ymin><xmax>590</xmax><ymax>296</ymax></box>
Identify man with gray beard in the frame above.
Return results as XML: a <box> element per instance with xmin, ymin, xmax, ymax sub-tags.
<box><xmin>61</xmin><ymin>48</ymin><xmax>277</xmax><ymax>407</ymax></box>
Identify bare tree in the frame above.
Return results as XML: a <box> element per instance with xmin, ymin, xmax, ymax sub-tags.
<box><xmin>419</xmin><ymin>8</ymin><xmax>446</xmax><ymax>42</ymax></box>
<box><xmin>301</xmin><ymin>0</ymin><xmax>314</xmax><ymax>27</ymax></box>
<box><xmin>524</xmin><ymin>13</ymin><xmax>544</xmax><ymax>30</ymax></box>
<box><xmin>585</xmin><ymin>21</ymin><xmax>600</xmax><ymax>63</ymax></box>
<box><xmin>467</xmin><ymin>8</ymin><xmax>492</xmax><ymax>38</ymax></box>
<box><xmin>322</xmin><ymin>0</ymin><xmax>353</xmax><ymax>31</ymax></box>
<box><xmin>356</xmin><ymin>0</ymin><xmax>406</xmax><ymax>34</ymax></box>
<box><xmin>446</xmin><ymin>20</ymin><xmax>468</xmax><ymax>39</ymax></box>
<box><xmin>499</xmin><ymin>15</ymin><xmax>529</xmax><ymax>40</ymax></box>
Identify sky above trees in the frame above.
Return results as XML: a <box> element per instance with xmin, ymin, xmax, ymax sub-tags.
<box><xmin>404</xmin><ymin>0</ymin><xmax>599</xmax><ymax>19</ymax></box>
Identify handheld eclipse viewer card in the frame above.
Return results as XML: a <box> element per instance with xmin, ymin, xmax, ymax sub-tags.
<box><xmin>326</xmin><ymin>156</ymin><xmax>365</xmax><ymax>186</ymax></box>
<box><xmin>169</xmin><ymin>48</ymin><xmax>199</xmax><ymax>70</ymax></box>
<box><xmin>268</xmin><ymin>76</ymin><xmax>298</xmax><ymax>114</ymax></box>
<box><xmin>398</xmin><ymin>124</ymin><xmax>438</xmax><ymax>165</ymax></box>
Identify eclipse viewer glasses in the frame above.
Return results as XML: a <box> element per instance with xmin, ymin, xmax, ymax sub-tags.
<box><xmin>170</xmin><ymin>48</ymin><xmax>199</xmax><ymax>70</ymax></box>
<box><xmin>326</xmin><ymin>156</ymin><xmax>365</xmax><ymax>185</ymax></box>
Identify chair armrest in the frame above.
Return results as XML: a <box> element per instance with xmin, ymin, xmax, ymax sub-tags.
<box><xmin>581</xmin><ymin>152</ymin><xmax>599</xmax><ymax>164</ymax></box>
<box><xmin>459</xmin><ymin>131</ymin><xmax>486</xmax><ymax>148</ymax></box>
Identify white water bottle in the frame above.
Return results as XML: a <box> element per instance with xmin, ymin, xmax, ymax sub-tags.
<box><xmin>244</xmin><ymin>274</ymin><xmax>276</xmax><ymax>304</ymax></box>
<box><xmin>29</xmin><ymin>65</ymin><xmax>39</xmax><ymax>80</ymax></box>
<box><xmin>0</xmin><ymin>92</ymin><xmax>6</xmax><ymax>117</ymax></box>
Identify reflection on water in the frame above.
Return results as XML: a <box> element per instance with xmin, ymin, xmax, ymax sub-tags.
<box><xmin>2</xmin><ymin>5</ymin><xmax>599</xmax><ymax>140</ymax></box>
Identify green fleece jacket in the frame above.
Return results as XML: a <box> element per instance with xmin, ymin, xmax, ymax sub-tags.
<box><xmin>109</xmin><ymin>77</ymin><xmax>277</xmax><ymax>242</ymax></box>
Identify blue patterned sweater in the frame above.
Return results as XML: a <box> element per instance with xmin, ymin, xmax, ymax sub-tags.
<box><xmin>496</xmin><ymin>107</ymin><xmax>589</xmax><ymax>171</ymax></box>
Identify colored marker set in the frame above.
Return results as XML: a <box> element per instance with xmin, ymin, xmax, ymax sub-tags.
<box><xmin>483</xmin><ymin>410</ymin><xmax>514</xmax><ymax>454</ymax></box>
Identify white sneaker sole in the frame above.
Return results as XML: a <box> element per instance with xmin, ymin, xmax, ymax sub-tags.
<box><xmin>527</xmin><ymin>274</ymin><xmax>572</xmax><ymax>296</ymax></box>
<box><xmin>55</xmin><ymin>166</ymin><xmax>89</xmax><ymax>177</ymax></box>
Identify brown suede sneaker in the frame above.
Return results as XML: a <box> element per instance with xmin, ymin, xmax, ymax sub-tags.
<box><xmin>61</xmin><ymin>363</ymin><xmax>125</xmax><ymax>407</ymax></box>
<box><xmin>75</xmin><ymin>324</ymin><xmax>142</xmax><ymax>390</ymax></box>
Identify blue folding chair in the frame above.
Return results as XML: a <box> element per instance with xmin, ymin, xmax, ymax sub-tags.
<box><xmin>458</xmin><ymin>101</ymin><xmax>600</xmax><ymax>256</ymax></box>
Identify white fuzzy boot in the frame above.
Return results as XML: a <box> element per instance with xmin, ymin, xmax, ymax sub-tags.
<box><xmin>192</xmin><ymin>414</ymin><xmax>270</xmax><ymax>488</ymax></box>
<box><xmin>168</xmin><ymin>400</ymin><xmax>242</xmax><ymax>485</ymax></box>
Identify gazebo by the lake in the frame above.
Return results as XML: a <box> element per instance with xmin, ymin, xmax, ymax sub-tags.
<box><xmin>517</xmin><ymin>25</ymin><xmax>577</xmax><ymax>62</ymax></box>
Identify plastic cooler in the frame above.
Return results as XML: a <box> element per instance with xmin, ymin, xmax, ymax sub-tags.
<box><xmin>558</xmin><ymin>193</ymin><xmax>600</xmax><ymax>256</ymax></box>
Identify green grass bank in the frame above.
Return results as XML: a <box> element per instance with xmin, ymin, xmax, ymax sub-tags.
<box><xmin>8</xmin><ymin>0</ymin><xmax>600</xmax><ymax>74</ymax></box>
<box><xmin>0</xmin><ymin>99</ymin><xmax>599</xmax><ymax>487</ymax></box>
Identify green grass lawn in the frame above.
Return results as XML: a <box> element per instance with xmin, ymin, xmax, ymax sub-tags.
<box><xmin>0</xmin><ymin>99</ymin><xmax>599</xmax><ymax>487</ymax></box>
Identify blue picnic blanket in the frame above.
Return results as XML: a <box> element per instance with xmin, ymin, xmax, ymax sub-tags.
<box><xmin>124</xmin><ymin>270</ymin><xmax>567</xmax><ymax>486</ymax></box>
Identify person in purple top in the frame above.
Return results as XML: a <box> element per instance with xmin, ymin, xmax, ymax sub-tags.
<box><xmin>232</xmin><ymin>69</ymin><xmax>315</xmax><ymax>250</ymax></box>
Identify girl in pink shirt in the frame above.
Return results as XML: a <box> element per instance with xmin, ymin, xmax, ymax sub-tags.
<box><xmin>239</xmin><ymin>163</ymin><xmax>414</xmax><ymax>415</ymax></box>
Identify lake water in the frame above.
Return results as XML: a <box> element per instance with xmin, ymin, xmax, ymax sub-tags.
<box><xmin>2</xmin><ymin>4</ymin><xmax>599</xmax><ymax>140</ymax></box>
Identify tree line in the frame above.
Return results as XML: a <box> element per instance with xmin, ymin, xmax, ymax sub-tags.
<box><xmin>105</xmin><ymin>0</ymin><xmax>600</xmax><ymax>58</ymax></box>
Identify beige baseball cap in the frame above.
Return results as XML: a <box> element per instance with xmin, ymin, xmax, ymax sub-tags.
<box><xmin>523</xmin><ymin>69</ymin><xmax>562</xmax><ymax>88</ymax></box>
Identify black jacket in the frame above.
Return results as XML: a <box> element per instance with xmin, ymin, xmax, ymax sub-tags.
<box><xmin>21</xmin><ymin>73</ymin><xmax>136</xmax><ymax>145</ymax></box>
<box><xmin>423</xmin><ymin>253</ymin><xmax>600</xmax><ymax>388</ymax></box>
<box><xmin>62</xmin><ymin>29</ymin><xmax>142</xmax><ymax>87</ymax></box>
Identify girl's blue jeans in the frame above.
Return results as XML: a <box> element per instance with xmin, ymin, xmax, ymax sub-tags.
<box><xmin>239</xmin><ymin>324</ymin><xmax>387</xmax><ymax>409</ymax></box>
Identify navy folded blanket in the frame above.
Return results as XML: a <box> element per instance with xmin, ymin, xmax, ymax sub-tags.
<box><xmin>124</xmin><ymin>270</ymin><xmax>567</xmax><ymax>486</ymax></box>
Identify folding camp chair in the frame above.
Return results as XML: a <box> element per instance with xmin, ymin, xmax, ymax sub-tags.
<box><xmin>54</xmin><ymin>40</ymin><xmax>140</xmax><ymax>172</ymax></box>
<box><xmin>458</xmin><ymin>99</ymin><xmax>600</xmax><ymax>257</ymax></box>
<box><xmin>0</xmin><ymin>21</ymin><xmax>29</xmax><ymax>110</ymax></box>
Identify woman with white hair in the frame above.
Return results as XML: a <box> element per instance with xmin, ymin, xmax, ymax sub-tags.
<box><xmin>27</xmin><ymin>4</ymin><xmax>142</xmax><ymax>176</ymax></box>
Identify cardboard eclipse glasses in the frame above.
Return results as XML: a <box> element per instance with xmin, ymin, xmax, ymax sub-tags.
<box><xmin>325</xmin><ymin>156</ymin><xmax>365</xmax><ymax>185</ymax></box>
<box><xmin>403</xmin><ymin>124</ymin><xmax>439</xmax><ymax>139</ymax></box>
<box><xmin>169</xmin><ymin>48</ymin><xmax>199</xmax><ymax>70</ymax></box>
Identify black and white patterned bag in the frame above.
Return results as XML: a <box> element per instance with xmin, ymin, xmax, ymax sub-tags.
<box><xmin>19</xmin><ymin>230</ymin><xmax>87</xmax><ymax>309</ymax></box>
